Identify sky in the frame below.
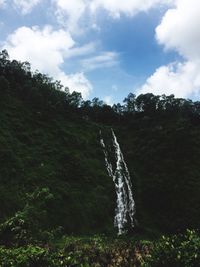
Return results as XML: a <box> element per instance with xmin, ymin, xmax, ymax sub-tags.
<box><xmin>0</xmin><ymin>0</ymin><xmax>200</xmax><ymax>104</ymax></box>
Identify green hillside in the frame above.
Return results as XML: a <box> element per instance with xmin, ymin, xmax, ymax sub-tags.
<box><xmin>0</xmin><ymin>49</ymin><xmax>200</xmax><ymax>238</ymax></box>
<box><xmin>0</xmin><ymin>80</ymin><xmax>115</xmax><ymax>234</ymax></box>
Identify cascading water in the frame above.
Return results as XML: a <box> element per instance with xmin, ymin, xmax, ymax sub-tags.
<box><xmin>100</xmin><ymin>129</ymin><xmax>136</xmax><ymax>235</ymax></box>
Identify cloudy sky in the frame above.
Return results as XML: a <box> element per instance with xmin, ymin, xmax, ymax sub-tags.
<box><xmin>0</xmin><ymin>0</ymin><xmax>199</xmax><ymax>103</ymax></box>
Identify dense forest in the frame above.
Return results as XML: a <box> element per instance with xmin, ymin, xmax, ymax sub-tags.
<box><xmin>0</xmin><ymin>50</ymin><xmax>200</xmax><ymax>266</ymax></box>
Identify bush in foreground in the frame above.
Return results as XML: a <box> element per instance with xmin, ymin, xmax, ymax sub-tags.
<box><xmin>145</xmin><ymin>229</ymin><xmax>200</xmax><ymax>267</ymax></box>
<box><xmin>0</xmin><ymin>231</ymin><xmax>200</xmax><ymax>266</ymax></box>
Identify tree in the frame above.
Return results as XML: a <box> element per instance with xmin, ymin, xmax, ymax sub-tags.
<box><xmin>0</xmin><ymin>50</ymin><xmax>9</xmax><ymax>66</ymax></box>
<box><xmin>123</xmin><ymin>93</ymin><xmax>136</xmax><ymax>113</ymax></box>
<box><xmin>91</xmin><ymin>97</ymin><xmax>104</xmax><ymax>107</ymax></box>
<box><xmin>112</xmin><ymin>103</ymin><xmax>124</xmax><ymax>115</ymax></box>
<box><xmin>68</xmin><ymin>91</ymin><xmax>83</xmax><ymax>108</ymax></box>
<box><xmin>135</xmin><ymin>93</ymin><xmax>160</xmax><ymax>113</ymax></box>
<box><xmin>0</xmin><ymin>76</ymin><xmax>9</xmax><ymax>95</ymax></box>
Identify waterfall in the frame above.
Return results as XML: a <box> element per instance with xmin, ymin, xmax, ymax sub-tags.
<box><xmin>100</xmin><ymin>129</ymin><xmax>136</xmax><ymax>235</ymax></box>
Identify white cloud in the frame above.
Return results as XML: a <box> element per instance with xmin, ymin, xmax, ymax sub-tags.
<box><xmin>81</xmin><ymin>51</ymin><xmax>119</xmax><ymax>71</ymax></box>
<box><xmin>0</xmin><ymin>0</ymin><xmax>5</xmax><ymax>8</ymax></box>
<box><xmin>137</xmin><ymin>0</ymin><xmax>200</xmax><ymax>98</ymax></box>
<box><xmin>65</xmin><ymin>42</ymin><xmax>96</xmax><ymax>59</ymax></box>
<box><xmin>13</xmin><ymin>0</ymin><xmax>41</xmax><ymax>14</ymax></box>
<box><xmin>104</xmin><ymin>95</ymin><xmax>113</xmax><ymax>105</ymax></box>
<box><xmin>52</xmin><ymin>0</ymin><xmax>88</xmax><ymax>33</ymax></box>
<box><xmin>53</xmin><ymin>0</ymin><xmax>173</xmax><ymax>33</ymax></box>
<box><xmin>137</xmin><ymin>61</ymin><xmax>200</xmax><ymax>98</ymax></box>
<box><xmin>4</xmin><ymin>26</ymin><xmax>74</xmax><ymax>74</ymax></box>
<box><xmin>57</xmin><ymin>72</ymin><xmax>92</xmax><ymax>98</ymax></box>
<box><xmin>3</xmin><ymin>25</ymin><xmax>93</xmax><ymax>98</ymax></box>
<box><xmin>156</xmin><ymin>0</ymin><xmax>200</xmax><ymax>60</ymax></box>
<box><xmin>90</xmin><ymin>0</ymin><xmax>173</xmax><ymax>18</ymax></box>
<box><xmin>0</xmin><ymin>0</ymin><xmax>41</xmax><ymax>14</ymax></box>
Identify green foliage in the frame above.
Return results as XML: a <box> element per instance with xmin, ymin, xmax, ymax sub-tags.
<box><xmin>63</xmin><ymin>235</ymin><xmax>151</xmax><ymax>267</ymax></box>
<box><xmin>0</xmin><ymin>246</ymin><xmax>51</xmax><ymax>267</ymax></box>
<box><xmin>0</xmin><ymin>50</ymin><xmax>200</xmax><ymax>235</ymax></box>
<box><xmin>145</xmin><ymin>230</ymin><xmax>200</xmax><ymax>267</ymax></box>
<box><xmin>0</xmin><ymin>75</ymin><xmax>9</xmax><ymax>93</ymax></box>
<box><xmin>0</xmin><ymin>236</ymin><xmax>149</xmax><ymax>267</ymax></box>
<box><xmin>0</xmin><ymin>245</ymin><xmax>79</xmax><ymax>267</ymax></box>
<box><xmin>0</xmin><ymin>231</ymin><xmax>199</xmax><ymax>267</ymax></box>
<box><xmin>0</xmin><ymin>188</ymin><xmax>56</xmax><ymax>246</ymax></box>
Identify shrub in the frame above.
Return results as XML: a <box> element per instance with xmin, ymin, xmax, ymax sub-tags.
<box><xmin>0</xmin><ymin>245</ymin><xmax>51</xmax><ymax>267</ymax></box>
<box><xmin>0</xmin><ymin>188</ymin><xmax>55</xmax><ymax>246</ymax></box>
<box><xmin>145</xmin><ymin>230</ymin><xmax>200</xmax><ymax>267</ymax></box>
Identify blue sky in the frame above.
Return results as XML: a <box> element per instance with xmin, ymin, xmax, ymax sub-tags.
<box><xmin>0</xmin><ymin>0</ymin><xmax>200</xmax><ymax>104</ymax></box>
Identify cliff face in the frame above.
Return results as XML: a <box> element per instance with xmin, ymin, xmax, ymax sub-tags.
<box><xmin>1</xmin><ymin>52</ymin><xmax>200</xmax><ymax>234</ymax></box>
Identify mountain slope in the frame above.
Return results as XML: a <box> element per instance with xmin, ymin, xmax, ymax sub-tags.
<box><xmin>1</xmin><ymin>50</ymin><xmax>200</xmax><ymax>235</ymax></box>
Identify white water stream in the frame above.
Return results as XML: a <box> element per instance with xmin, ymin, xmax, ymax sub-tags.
<box><xmin>100</xmin><ymin>129</ymin><xmax>136</xmax><ymax>235</ymax></box>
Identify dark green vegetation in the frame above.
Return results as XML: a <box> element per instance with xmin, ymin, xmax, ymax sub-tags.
<box><xmin>145</xmin><ymin>230</ymin><xmax>200</xmax><ymax>267</ymax></box>
<box><xmin>0</xmin><ymin>231</ymin><xmax>200</xmax><ymax>266</ymax></box>
<box><xmin>0</xmin><ymin>49</ymin><xmax>200</xmax><ymax>266</ymax></box>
